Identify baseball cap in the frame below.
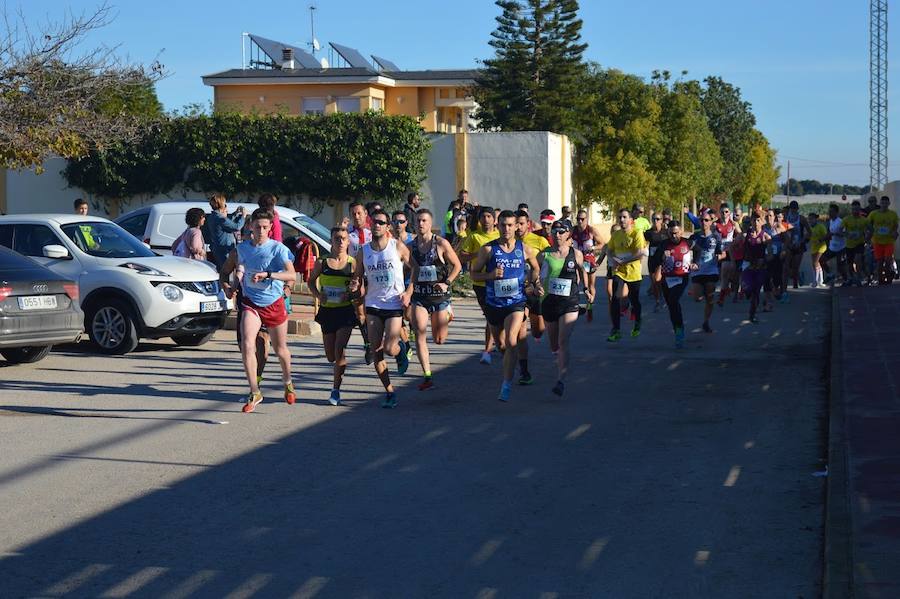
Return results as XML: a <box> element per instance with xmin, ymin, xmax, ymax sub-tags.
<box><xmin>540</xmin><ymin>214</ymin><xmax>556</xmax><ymax>224</ymax></box>
<box><xmin>551</xmin><ymin>220</ymin><xmax>572</xmax><ymax>232</ymax></box>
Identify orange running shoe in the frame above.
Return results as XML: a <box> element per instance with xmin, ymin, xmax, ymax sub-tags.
<box><xmin>284</xmin><ymin>382</ymin><xmax>296</xmax><ymax>405</ymax></box>
<box><xmin>242</xmin><ymin>391</ymin><xmax>263</xmax><ymax>413</ymax></box>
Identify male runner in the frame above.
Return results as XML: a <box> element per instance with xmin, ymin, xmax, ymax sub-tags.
<box><xmin>741</xmin><ymin>213</ymin><xmax>771</xmax><ymax>323</ymax></box>
<box><xmin>572</xmin><ymin>208</ymin><xmax>604</xmax><ymax>321</ymax></box>
<box><xmin>391</xmin><ymin>209</ymin><xmax>415</xmax><ymax>364</ymax></box>
<box><xmin>537</xmin><ymin>211</ymin><xmax>556</xmax><ymax>243</ymax></box>
<box><xmin>644</xmin><ymin>212</ymin><xmax>669</xmax><ymax>313</ymax></box>
<box><xmin>820</xmin><ymin>204</ymin><xmax>847</xmax><ymax>285</ymax></box>
<box><xmin>632</xmin><ymin>204</ymin><xmax>651</xmax><ymax>235</ymax></box>
<box><xmin>690</xmin><ymin>212</ymin><xmax>726</xmax><ymax>333</ymax></box>
<box><xmin>347</xmin><ymin>200</ymin><xmax>373</xmax><ymax>363</ymax></box>
<box><xmin>783</xmin><ymin>200</ymin><xmax>810</xmax><ymax>289</ymax></box>
<box><xmin>515</xmin><ymin>209</ymin><xmax>550</xmax><ymax>384</ymax></box>
<box><xmin>842</xmin><ymin>201</ymin><xmax>868</xmax><ymax>286</ymax></box>
<box><xmin>470</xmin><ymin>210</ymin><xmax>542</xmax><ymax>402</ymax></box>
<box><xmin>762</xmin><ymin>209</ymin><xmax>787</xmax><ymax>309</ymax></box>
<box><xmin>221</xmin><ymin>208</ymin><xmax>296</xmax><ymax>413</ymax></box>
<box><xmin>660</xmin><ymin>220</ymin><xmax>692</xmax><ymax>347</ymax></box>
<box><xmin>458</xmin><ymin>206</ymin><xmax>500</xmax><ymax>363</ymax></box>
<box><xmin>715</xmin><ymin>203</ymin><xmax>741</xmax><ymax>305</ymax></box>
<box><xmin>350</xmin><ymin>209</ymin><xmax>413</xmax><ymax>408</ymax></box>
<box><xmin>409</xmin><ymin>208</ymin><xmax>462</xmax><ymax>390</ymax></box>
<box><xmin>606</xmin><ymin>208</ymin><xmax>648</xmax><ymax>341</ymax></box>
<box><xmin>868</xmin><ymin>195</ymin><xmax>899</xmax><ymax>284</ymax></box>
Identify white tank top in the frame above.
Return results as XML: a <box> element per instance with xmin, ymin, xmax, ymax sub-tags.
<box><xmin>363</xmin><ymin>238</ymin><xmax>406</xmax><ymax>309</ymax></box>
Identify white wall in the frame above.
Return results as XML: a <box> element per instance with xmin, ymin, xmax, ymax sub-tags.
<box><xmin>466</xmin><ymin>132</ymin><xmax>552</xmax><ymax>212</ymax></box>
<box><xmin>420</xmin><ymin>134</ymin><xmax>457</xmax><ymax>217</ymax></box>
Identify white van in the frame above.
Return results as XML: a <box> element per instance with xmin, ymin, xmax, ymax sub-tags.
<box><xmin>115</xmin><ymin>201</ymin><xmax>332</xmax><ymax>257</ymax></box>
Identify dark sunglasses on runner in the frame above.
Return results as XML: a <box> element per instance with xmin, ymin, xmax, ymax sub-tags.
<box><xmin>372</xmin><ymin>219</ymin><xmax>389</xmax><ymax>226</ymax></box>
<box><xmin>392</xmin><ymin>219</ymin><xmax>406</xmax><ymax>225</ymax></box>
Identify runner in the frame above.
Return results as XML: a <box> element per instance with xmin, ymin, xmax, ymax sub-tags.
<box><xmin>606</xmin><ymin>208</ymin><xmax>648</xmax><ymax>342</ymax></box>
<box><xmin>762</xmin><ymin>209</ymin><xmax>787</xmax><ymax>309</ymax></box>
<box><xmin>515</xmin><ymin>209</ymin><xmax>551</xmax><ymax>385</ymax></box>
<box><xmin>632</xmin><ymin>204</ymin><xmax>651</xmax><ymax>235</ymax></box>
<box><xmin>470</xmin><ymin>210</ymin><xmax>543</xmax><ymax>402</ymax></box>
<box><xmin>659</xmin><ymin>220</ymin><xmax>692</xmax><ymax>347</ymax></box>
<box><xmin>391</xmin><ymin>209</ymin><xmax>415</xmax><ymax>367</ymax></box>
<box><xmin>221</xmin><ymin>257</ymin><xmax>270</xmax><ymax>397</ymax></box>
<box><xmin>347</xmin><ymin>200</ymin><xmax>373</xmax><ymax>363</ymax></box>
<box><xmin>728</xmin><ymin>227</ymin><xmax>746</xmax><ymax>303</ymax></box>
<box><xmin>808</xmin><ymin>212</ymin><xmax>827</xmax><ymax>287</ymax></box>
<box><xmin>409</xmin><ymin>208</ymin><xmax>462</xmax><ymax>391</ymax></box>
<box><xmin>868</xmin><ymin>195</ymin><xmax>899</xmax><ymax>285</ymax></box>
<box><xmin>572</xmin><ymin>209</ymin><xmax>604</xmax><ymax>322</ymax></box>
<box><xmin>689</xmin><ymin>212</ymin><xmax>726</xmax><ymax>333</ymax></box>
<box><xmin>350</xmin><ymin>209</ymin><xmax>413</xmax><ymax>408</ymax></box>
<box><xmin>842</xmin><ymin>200</ymin><xmax>868</xmax><ymax>286</ymax></box>
<box><xmin>783</xmin><ymin>200</ymin><xmax>810</xmax><ymax>290</ymax></box>
<box><xmin>221</xmin><ymin>208</ymin><xmax>297</xmax><ymax>413</ymax></box>
<box><xmin>307</xmin><ymin>227</ymin><xmax>357</xmax><ymax>406</ymax></box>
<box><xmin>820</xmin><ymin>203</ymin><xmax>847</xmax><ymax>286</ymax></box>
<box><xmin>539</xmin><ymin>219</ymin><xmax>590</xmax><ymax>395</ymax></box>
<box><xmin>644</xmin><ymin>212</ymin><xmax>669</xmax><ymax>313</ymax></box>
<box><xmin>536</xmin><ymin>210</ymin><xmax>556</xmax><ymax>244</ymax></box>
<box><xmin>458</xmin><ymin>206</ymin><xmax>500</xmax><ymax>364</ymax></box>
<box><xmin>715</xmin><ymin>203</ymin><xmax>741</xmax><ymax>306</ymax></box>
<box><xmin>740</xmin><ymin>213</ymin><xmax>771</xmax><ymax>324</ymax></box>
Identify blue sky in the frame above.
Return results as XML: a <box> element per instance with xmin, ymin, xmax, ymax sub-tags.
<box><xmin>16</xmin><ymin>0</ymin><xmax>900</xmax><ymax>185</ymax></box>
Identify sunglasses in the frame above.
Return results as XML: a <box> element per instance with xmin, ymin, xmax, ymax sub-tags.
<box><xmin>653</xmin><ymin>217</ymin><xmax>662</xmax><ymax>221</ymax></box>
<box><xmin>392</xmin><ymin>219</ymin><xmax>407</xmax><ymax>225</ymax></box>
<box><xmin>372</xmin><ymin>220</ymin><xmax>389</xmax><ymax>226</ymax></box>
<box><xmin>551</xmin><ymin>229</ymin><xmax>568</xmax><ymax>235</ymax></box>
<box><xmin>577</xmin><ymin>217</ymin><xmax>586</xmax><ymax>221</ymax></box>
<box><xmin>702</xmin><ymin>218</ymin><xmax>713</xmax><ymax>222</ymax></box>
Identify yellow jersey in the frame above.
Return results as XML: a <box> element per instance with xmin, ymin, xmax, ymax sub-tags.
<box><xmin>608</xmin><ymin>228</ymin><xmax>646</xmax><ymax>283</ymax></box>
<box><xmin>520</xmin><ymin>232</ymin><xmax>550</xmax><ymax>253</ymax></box>
<box><xmin>868</xmin><ymin>209</ymin><xmax>899</xmax><ymax>245</ymax></box>
<box><xmin>461</xmin><ymin>229</ymin><xmax>500</xmax><ymax>287</ymax></box>
<box><xmin>843</xmin><ymin>215</ymin><xmax>868</xmax><ymax>248</ymax></box>
<box><xmin>809</xmin><ymin>223</ymin><xmax>827</xmax><ymax>254</ymax></box>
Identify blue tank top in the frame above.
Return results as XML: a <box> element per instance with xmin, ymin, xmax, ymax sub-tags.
<box><xmin>485</xmin><ymin>239</ymin><xmax>526</xmax><ymax>308</ymax></box>
<box><xmin>764</xmin><ymin>225</ymin><xmax>783</xmax><ymax>256</ymax></box>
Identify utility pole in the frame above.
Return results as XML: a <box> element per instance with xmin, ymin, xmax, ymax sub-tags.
<box><xmin>870</xmin><ymin>0</ymin><xmax>888</xmax><ymax>190</ymax></box>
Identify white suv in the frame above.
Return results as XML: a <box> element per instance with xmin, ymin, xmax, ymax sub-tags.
<box><xmin>0</xmin><ymin>215</ymin><xmax>231</xmax><ymax>354</ymax></box>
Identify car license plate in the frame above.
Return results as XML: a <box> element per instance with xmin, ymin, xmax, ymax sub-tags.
<box><xmin>18</xmin><ymin>295</ymin><xmax>58</xmax><ymax>310</ymax></box>
<box><xmin>200</xmin><ymin>300</ymin><xmax>225</xmax><ymax>313</ymax></box>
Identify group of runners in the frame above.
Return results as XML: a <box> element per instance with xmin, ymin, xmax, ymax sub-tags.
<box><xmin>218</xmin><ymin>195</ymin><xmax>898</xmax><ymax>412</ymax></box>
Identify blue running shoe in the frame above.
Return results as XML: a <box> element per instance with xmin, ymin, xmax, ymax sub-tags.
<box><xmin>382</xmin><ymin>391</ymin><xmax>398</xmax><ymax>409</ymax></box>
<box><xmin>329</xmin><ymin>390</ymin><xmax>341</xmax><ymax>406</ymax></box>
<box><xmin>396</xmin><ymin>342</ymin><xmax>410</xmax><ymax>375</ymax></box>
<box><xmin>498</xmin><ymin>382</ymin><xmax>512</xmax><ymax>402</ymax></box>
<box><xmin>674</xmin><ymin>327</ymin><xmax>685</xmax><ymax>348</ymax></box>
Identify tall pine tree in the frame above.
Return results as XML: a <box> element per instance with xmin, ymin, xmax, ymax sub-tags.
<box><xmin>474</xmin><ymin>0</ymin><xmax>588</xmax><ymax>136</ymax></box>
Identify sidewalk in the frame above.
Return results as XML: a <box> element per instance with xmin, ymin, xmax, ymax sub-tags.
<box><xmin>829</xmin><ymin>284</ymin><xmax>900</xmax><ymax>598</ymax></box>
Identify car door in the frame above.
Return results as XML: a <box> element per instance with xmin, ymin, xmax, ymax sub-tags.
<box><xmin>10</xmin><ymin>224</ymin><xmax>83</xmax><ymax>282</ymax></box>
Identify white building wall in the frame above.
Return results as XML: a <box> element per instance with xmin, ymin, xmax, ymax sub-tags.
<box><xmin>466</xmin><ymin>132</ymin><xmax>552</xmax><ymax>213</ymax></box>
<box><xmin>420</xmin><ymin>134</ymin><xmax>457</xmax><ymax>218</ymax></box>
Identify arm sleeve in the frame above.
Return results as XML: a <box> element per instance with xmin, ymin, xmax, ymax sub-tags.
<box><xmin>686</xmin><ymin>212</ymin><xmax>701</xmax><ymax>228</ymax></box>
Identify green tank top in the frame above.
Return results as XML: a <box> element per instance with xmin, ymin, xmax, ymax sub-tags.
<box><xmin>317</xmin><ymin>256</ymin><xmax>354</xmax><ymax>308</ymax></box>
<box><xmin>541</xmin><ymin>246</ymin><xmax>579</xmax><ymax>300</ymax></box>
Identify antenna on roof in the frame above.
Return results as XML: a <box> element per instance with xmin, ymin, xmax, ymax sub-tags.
<box><xmin>241</xmin><ymin>32</ymin><xmax>249</xmax><ymax>69</ymax></box>
<box><xmin>308</xmin><ymin>2</ymin><xmax>319</xmax><ymax>55</ymax></box>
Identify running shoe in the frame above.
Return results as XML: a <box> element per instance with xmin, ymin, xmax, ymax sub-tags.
<box><xmin>606</xmin><ymin>330</ymin><xmax>621</xmax><ymax>342</ymax></box>
<box><xmin>518</xmin><ymin>372</ymin><xmax>534</xmax><ymax>386</ymax></box>
<box><xmin>749</xmin><ymin>314</ymin><xmax>759</xmax><ymax>324</ymax></box>
<box><xmin>241</xmin><ymin>391</ymin><xmax>263</xmax><ymax>413</ymax></box>
<box><xmin>406</xmin><ymin>341</ymin><xmax>414</xmax><ymax>359</ymax></box>
<box><xmin>364</xmin><ymin>343</ymin><xmax>373</xmax><ymax>365</ymax></box>
<box><xmin>284</xmin><ymin>382</ymin><xmax>296</xmax><ymax>405</ymax></box>
<box><xmin>702</xmin><ymin>321</ymin><xmax>713</xmax><ymax>334</ymax></box>
<box><xmin>418</xmin><ymin>378</ymin><xmax>434</xmax><ymax>391</ymax></box>
<box><xmin>479</xmin><ymin>351</ymin><xmax>492</xmax><ymax>365</ymax></box>
<box><xmin>498</xmin><ymin>382</ymin><xmax>512</xmax><ymax>402</ymax></box>
<box><xmin>631</xmin><ymin>324</ymin><xmax>641</xmax><ymax>338</ymax></box>
<box><xmin>382</xmin><ymin>391</ymin><xmax>398</xmax><ymax>409</ymax></box>
<box><xmin>674</xmin><ymin>327</ymin><xmax>685</xmax><ymax>349</ymax></box>
<box><xmin>328</xmin><ymin>390</ymin><xmax>341</xmax><ymax>406</ymax></box>
<box><xmin>551</xmin><ymin>380</ymin><xmax>565</xmax><ymax>396</ymax></box>
<box><xmin>396</xmin><ymin>342</ymin><xmax>410</xmax><ymax>375</ymax></box>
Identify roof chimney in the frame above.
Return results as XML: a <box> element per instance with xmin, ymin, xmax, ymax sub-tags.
<box><xmin>281</xmin><ymin>48</ymin><xmax>295</xmax><ymax>70</ymax></box>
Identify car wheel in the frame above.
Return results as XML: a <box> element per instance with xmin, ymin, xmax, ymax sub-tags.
<box><xmin>171</xmin><ymin>332</ymin><xmax>214</xmax><ymax>347</ymax></box>
<box><xmin>87</xmin><ymin>300</ymin><xmax>139</xmax><ymax>355</ymax></box>
<box><xmin>1</xmin><ymin>345</ymin><xmax>52</xmax><ymax>364</ymax></box>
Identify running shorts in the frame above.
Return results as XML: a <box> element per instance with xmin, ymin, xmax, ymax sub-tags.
<box><xmin>526</xmin><ymin>294</ymin><xmax>543</xmax><ymax>317</ymax></box>
<box><xmin>411</xmin><ymin>298</ymin><xmax>452</xmax><ymax>314</ymax></box>
<box><xmin>474</xmin><ymin>285</ymin><xmax>487</xmax><ymax>314</ymax></box>
<box><xmin>484</xmin><ymin>303</ymin><xmax>526</xmax><ymax>327</ymax></box>
<box><xmin>741</xmin><ymin>268</ymin><xmax>766</xmax><ymax>294</ymax></box>
<box><xmin>692</xmin><ymin>274</ymin><xmax>719</xmax><ymax>286</ymax></box>
<box><xmin>365</xmin><ymin>306</ymin><xmax>404</xmax><ymax>321</ymax></box>
<box><xmin>845</xmin><ymin>245</ymin><xmax>864</xmax><ymax>260</ymax></box>
<box><xmin>541</xmin><ymin>297</ymin><xmax>580</xmax><ymax>323</ymax></box>
<box><xmin>874</xmin><ymin>242</ymin><xmax>895</xmax><ymax>260</ymax></box>
<box><xmin>315</xmin><ymin>305</ymin><xmax>357</xmax><ymax>335</ymax></box>
<box><xmin>241</xmin><ymin>296</ymin><xmax>288</xmax><ymax>329</ymax></box>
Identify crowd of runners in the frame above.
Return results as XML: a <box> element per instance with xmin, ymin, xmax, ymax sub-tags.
<box><xmin>214</xmin><ymin>192</ymin><xmax>899</xmax><ymax>412</ymax></box>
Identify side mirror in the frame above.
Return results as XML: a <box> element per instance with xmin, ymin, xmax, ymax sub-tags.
<box><xmin>142</xmin><ymin>242</ymin><xmax>151</xmax><ymax>250</ymax></box>
<box><xmin>42</xmin><ymin>244</ymin><xmax>71</xmax><ymax>260</ymax></box>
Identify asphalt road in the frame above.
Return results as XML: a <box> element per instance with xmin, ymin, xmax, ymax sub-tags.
<box><xmin>0</xmin><ymin>284</ymin><xmax>830</xmax><ymax>598</ymax></box>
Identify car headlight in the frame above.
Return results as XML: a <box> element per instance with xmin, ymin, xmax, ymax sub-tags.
<box><xmin>159</xmin><ymin>284</ymin><xmax>183</xmax><ymax>302</ymax></box>
<box><xmin>120</xmin><ymin>262</ymin><xmax>169</xmax><ymax>276</ymax></box>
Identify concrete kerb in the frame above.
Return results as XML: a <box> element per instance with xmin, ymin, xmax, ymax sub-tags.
<box><xmin>823</xmin><ymin>289</ymin><xmax>853</xmax><ymax>598</ymax></box>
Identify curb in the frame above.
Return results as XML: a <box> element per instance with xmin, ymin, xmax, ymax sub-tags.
<box><xmin>823</xmin><ymin>289</ymin><xmax>853</xmax><ymax>598</ymax></box>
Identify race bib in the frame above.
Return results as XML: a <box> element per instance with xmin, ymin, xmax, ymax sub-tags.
<box><xmin>878</xmin><ymin>226</ymin><xmax>890</xmax><ymax>235</ymax></box>
<box><xmin>418</xmin><ymin>265</ymin><xmax>438</xmax><ymax>282</ymax></box>
<box><xmin>493</xmin><ymin>278</ymin><xmax>519</xmax><ymax>298</ymax></box>
<box><xmin>665</xmin><ymin>276</ymin><xmax>684</xmax><ymax>288</ymax></box>
<box><xmin>371</xmin><ymin>270</ymin><xmax>395</xmax><ymax>289</ymax></box>
<box><xmin>548</xmin><ymin>277</ymin><xmax>572</xmax><ymax>296</ymax></box>
<box><xmin>848</xmin><ymin>230</ymin><xmax>862</xmax><ymax>239</ymax></box>
<box><xmin>649</xmin><ymin>247</ymin><xmax>658</xmax><ymax>256</ymax></box>
<box><xmin>324</xmin><ymin>285</ymin><xmax>346</xmax><ymax>304</ymax></box>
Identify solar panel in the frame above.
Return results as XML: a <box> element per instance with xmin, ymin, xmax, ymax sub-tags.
<box><xmin>329</xmin><ymin>42</ymin><xmax>373</xmax><ymax>69</ymax></box>
<box><xmin>371</xmin><ymin>55</ymin><xmax>400</xmax><ymax>72</ymax></box>
<box><xmin>248</xmin><ymin>34</ymin><xmax>320</xmax><ymax>69</ymax></box>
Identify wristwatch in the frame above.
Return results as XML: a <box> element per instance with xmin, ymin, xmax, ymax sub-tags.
<box><xmin>266</xmin><ymin>271</ymin><xmax>272</xmax><ymax>279</ymax></box>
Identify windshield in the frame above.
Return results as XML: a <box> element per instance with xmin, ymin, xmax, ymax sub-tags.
<box><xmin>294</xmin><ymin>215</ymin><xmax>331</xmax><ymax>243</ymax></box>
<box><xmin>62</xmin><ymin>222</ymin><xmax>155</xmax><ymax>259</ymax></box>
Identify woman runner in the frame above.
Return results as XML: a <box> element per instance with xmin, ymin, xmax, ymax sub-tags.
<box><xmin>741</xmin><ymin>213</ymin><xmax>772</xmax><ymax>323</ymax></box>
<box><xmin>660</xmin><ymin>220</ymin><xmax>692</xmax><ymax>348</ymax></box>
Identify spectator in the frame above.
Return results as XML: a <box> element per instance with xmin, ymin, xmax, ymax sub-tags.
<box><xmin>172</xmin><ymin>208</ymin><xmax>208</xmax><ymax>261</ymax></box>
<box><xmin>403</xmin><ymin>192</ymin><xmax>420</xmax><ymax>228</ymax></box>
<box><xmin>73</xmin><ymin>198</ymin><xmax>88</xmax><ymax>215</ymax></box>
<box><xmin>205</xmin><ymin>193</ymin><xmax>245</xmax><ymax>269</ymax></box>
<box><xmin>257</xmin><ymin>193</ymin><xmax>282</xmax><ymax>242</ymax></box>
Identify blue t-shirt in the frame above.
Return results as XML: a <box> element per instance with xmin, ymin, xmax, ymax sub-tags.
<box><xmin>485</xmin><ymin>239</ymin><xmax>526</xmax><ymax>308</ymax></box>
<box><xmin>236</xmin><ymin>239</ymin><xmax>293</xmax><ymax>307</ymax></box>
<box><xmin>689</xmin><ymin>231</ymin><xmax>722</xmax><ymax>277</ymax></box>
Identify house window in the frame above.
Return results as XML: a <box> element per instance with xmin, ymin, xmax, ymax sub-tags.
<box><xmin>302</xmin><ymin>98</ymin><xmax>326</xmax><ymax>115</ymax></box>
<box><xmin>336</xmin><ymin>97</ymin><xmax>360</xmax><ymax>113</ymax></box>
<box><xmin>370</xmin><ymin>97</ymin><xmax>384</xmax><ymax>112</ymax></box>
